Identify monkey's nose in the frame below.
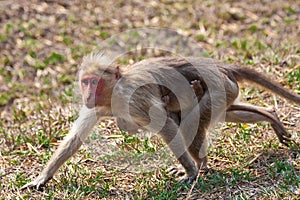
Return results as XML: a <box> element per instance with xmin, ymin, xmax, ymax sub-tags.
<box><xmin>86</xmin><ymin>92</ymin><xmax>93</xmax><ymax>100</ymax></box>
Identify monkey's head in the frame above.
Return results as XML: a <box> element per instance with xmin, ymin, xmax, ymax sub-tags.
<box><xmin>79</xmin><ymin>54</ymin><xmax>121</xmax><ymax>108</ymax></box>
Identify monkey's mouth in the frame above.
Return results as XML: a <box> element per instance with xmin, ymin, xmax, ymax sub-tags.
<box><xmin>84</xmin><ymin>97</ymin><xmax>96</xmax><ymax>109</ymax></box>
<box><xmin>85</xmin><ymin>102</ymin><xmax>96</xmax><ymax>109</ymax></box>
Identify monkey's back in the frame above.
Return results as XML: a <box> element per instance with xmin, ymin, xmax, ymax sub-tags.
<box><xmin>114</xmin><ymin>57</ymin><xmax>233</xmax><ymax>123</ymax></box>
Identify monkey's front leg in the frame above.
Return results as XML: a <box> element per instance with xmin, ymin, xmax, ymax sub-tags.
<box><xmin>22</xmin><ymin>132</ymin><xmax>83</xmax><ymax>189</ymax></box>
<box><xmin>22</xmin><ymin>107</ymin><xmax>99</xmax><ymax>189</ymax></box>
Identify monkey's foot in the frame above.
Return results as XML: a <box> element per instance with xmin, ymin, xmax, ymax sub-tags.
<box><xmin>21</xmin><ymin>175</ymin><xmax>49</xmax><ymax>190</ymax></box>
<box><xmin>269</xmin><ymin>110</ymin><xmax>293</xmax><ymax>146</ymax></box>
<box><xmin>275</xmin><ymin>128</ymin><xmax>292</xmax><ymax>146</ymax></box>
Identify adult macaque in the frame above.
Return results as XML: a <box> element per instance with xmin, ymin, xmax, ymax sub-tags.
<box><xmin>22</xmin><ymin>54</ymin><xmax>300</xmax><ymax>189</ymax></box>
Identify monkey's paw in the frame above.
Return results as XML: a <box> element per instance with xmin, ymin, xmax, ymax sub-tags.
<box><xmin>167</xmin><ymin>164</ymin><xmax>198</xmax><ymax>184</ymax></box>
<box><xmin>167</xmin><ymin>164</ymin><xmax>186</xmax><ymax>177</ymax></box>
<box><xmin>178</xmin><ymin>175</ymin><xmax>197</xmax><ymax>184</ymax></box>
<box><xmin>272</xmin><ymin>122</ymin><xmax>292</xmax><ymax>146</ymax></box>
<box><xmin>21</xmin><ymin>175</ymin><xmax>48</xmax><ymax>190</ymax></box>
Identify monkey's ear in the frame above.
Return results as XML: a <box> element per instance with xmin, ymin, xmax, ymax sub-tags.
<box><xmin>114</xmin><ymin>66</ymin><xmax>122</xmax><ymax>80</ymax></box>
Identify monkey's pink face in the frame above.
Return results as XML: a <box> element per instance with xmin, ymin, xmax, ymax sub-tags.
<box><xmin>81</xmin><ymin>75</ymin><xmax>104</xmax><ymax>108</ymax></box>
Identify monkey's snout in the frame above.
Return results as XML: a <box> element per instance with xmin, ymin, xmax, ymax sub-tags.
<box><xmin>86</xmin><ymin>92</ymin><xmax>95</xmax><ymax>101</ymax></box>
<box><xmin>83</xmin><ymin>92</ymin><xmax>96</xmax><ymax>108</ymax></box>
<box><xmin>87</xmin><ymin>93</ymin><xmax>92</xmax><ymax>100</ymax></box>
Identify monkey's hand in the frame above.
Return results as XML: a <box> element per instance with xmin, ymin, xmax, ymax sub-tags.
<box><xmin>21</xmin><ymin>174</ymin><xmax>50</xmax><ymax>190</ymax></box>
<box><xmin>167</xmin><ymin>164</ymin><xmax>198</xmax><ymax>184</ymax></box>
<box><xmin>161</xmin><ymin>95</ymin><xmax>170</xmax><ymax>106</ymax></box>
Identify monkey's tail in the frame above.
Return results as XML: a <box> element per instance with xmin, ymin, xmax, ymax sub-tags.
<box><xmin>233</xmin><ymin>67</ymin><xmax>300</xmax><ymax>105</ymax></box>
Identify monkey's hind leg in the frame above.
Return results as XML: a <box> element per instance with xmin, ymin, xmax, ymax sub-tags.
<box><xmin>226</xmin><ymin>103</ymin><xmax>293</xmax><ymax>146</ymax></box>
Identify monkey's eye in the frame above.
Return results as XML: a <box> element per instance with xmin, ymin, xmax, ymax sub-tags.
<box><xmin>82</xmin><ymin>79</ymin><xmax>89</xmax><ymax>85</ymax></box>
<box><xmin>91</xmin><ymin>79</ymin><xmax>98</xmax><ymax>85</ymax></box>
